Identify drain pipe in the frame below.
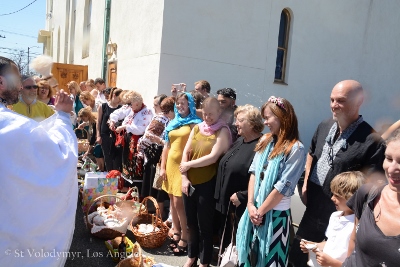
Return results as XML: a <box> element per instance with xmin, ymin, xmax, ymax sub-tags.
<box><xmin>101</xmin><ymin>0</ymin><xmax>111</xmax><ymax>80</ymax></box>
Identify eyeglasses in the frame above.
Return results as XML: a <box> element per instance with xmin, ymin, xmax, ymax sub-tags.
<box><xmin>260</xmin><ymin>167</ymin><xmax>267</xmax><ymax>181</ymax></box>
<box><xmin>328</xmin><ymin>145</ymin><xmax>334</xmax><ymax>168</ymax></box>
<box><xmin>24</xmin><ymin>85</ymin><xmax>38</xmax><ymax>90</ymax></box>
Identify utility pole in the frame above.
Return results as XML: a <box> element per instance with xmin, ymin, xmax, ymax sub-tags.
<box><xmin>27</xmin><ymin>46</ymin><xmax>38</xmax><ymax>74</ymax></box>
<box><xmin>27</xmin><ymin>47</ymin><xmax>30</xmax><ymax>74</ymax></box>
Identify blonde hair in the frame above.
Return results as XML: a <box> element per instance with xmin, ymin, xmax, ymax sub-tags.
<box><xmin>386</xmin><ymin>128</ymin><xmax>400</xmax><ymax>145</ymax></box>
<box><xmin>67</xmin><ymin>81</ymin><xmax>81</xmax><ymax>95</ymax></box>
<box><xmin>123</xmin><ymin>90</ymin><xmax>143</xmax><ymax>105</ymax></box>
<box><xmin>330</xmin><ymin>171</ymin><xmax>365</xmax><ymax>200</ymax></box>
<box><xmin>78</xmin><ymin>106</ymin><xmax>96</xmax><ymax>124</ymax></box>
<box><xmin>234</xmin><ymin>104</ymin><xmax>264</xmax><ymax>134</ymax></box>
<box><xmin>85</xmin><ymin>79</ymin><xmax>96</xmax><ymax>89</ymax></box>
<box><xmin>202</xmin><ymin>97</ymin><xmax>220</xmax><ymax>110</ymax></box>
<box><xmin>79</xmin><ymin>91</ymin><xmax>95</xmax><ymax>105</ymax></box>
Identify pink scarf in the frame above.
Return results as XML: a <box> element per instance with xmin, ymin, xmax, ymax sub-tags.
<box><xmin>198</xmin><ymin>119</ymin><xmax>232</xmax><ymax>145</ymax></box>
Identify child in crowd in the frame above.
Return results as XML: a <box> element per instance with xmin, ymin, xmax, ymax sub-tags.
<box><xmin>300</xmin><ymin>171</ymin><xmax>365</xmax><ymax>267</ymax></box>
<box><xmin>77</xmin><ymin>107</ymin><xmax>105</xmax><ymax>171</ymax></box>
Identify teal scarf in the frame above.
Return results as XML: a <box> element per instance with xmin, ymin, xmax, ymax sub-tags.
<box><xmin>164</xmin><ymin>92</ymin><xmax>202</xmax><ymax>142</ymax></box>
<box><xmin>236</xmin><ymin>141</ymin><xmax>284</xmax><ymax>267</ymax></box>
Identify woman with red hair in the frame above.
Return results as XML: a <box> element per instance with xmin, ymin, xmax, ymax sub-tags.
<box><xmin>236</xmin><ymin>96</ymin><xmax>306</xmax><ymax>267</ymax></box>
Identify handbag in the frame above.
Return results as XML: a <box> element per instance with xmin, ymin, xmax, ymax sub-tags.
<box><xmin>152</xmin><ymin>163</ymin><xmax>163</xmax><ymax>190</ymax></box>
<box><xmin>250</xmin><ymin>233</ymin><xmax>259</xmax><ymax>267</ymax></box>
<box><xmin>220</xmin><ymin>242</ymin><xmax>238</xmax><ymax>267</ymax></box>
<box><xmin>218</xmin><ymin>203</ymin><xmax>238</xmax><ymax>267</ymax></box>
<box><xmin>115</xmin><ymin>130</ymin><xmax>125</xmax><ymax>148</ymax></box>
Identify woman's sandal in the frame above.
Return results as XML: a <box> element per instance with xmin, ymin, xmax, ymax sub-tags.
<box><xmin>168</xmin><ymin>233</ymin><xmax>181</xmax><ymax>250</ymax></box>
<box><xmin>173</xmin><ymin>239</ymin><xmax>188</xmax><ymax>256</ymax></box>
<box><xmin>183</xmin><ymin>257</ymin><xmax>198</xmax><ymax>267</ymax></box>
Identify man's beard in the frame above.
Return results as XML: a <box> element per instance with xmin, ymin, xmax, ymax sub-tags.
<box><xmin>1</xmin><ymin>74</ymin><xmax>21</xmax><ymax>105</ymax></box>
<box><xmin>1</xmin><ymin>87</ymin><xmax>19</xmax><ymax>105</ymax></box>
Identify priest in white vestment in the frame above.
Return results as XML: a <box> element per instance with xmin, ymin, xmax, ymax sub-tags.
<box><xmin>0</xmin><ymin>56</ymin><xmax>78</xmax><ymax>267</ymax></box>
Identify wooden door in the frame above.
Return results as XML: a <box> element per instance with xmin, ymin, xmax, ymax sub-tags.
<box><xmin>108</xmin><ymin>62</ymin><xmax>117</xmax><ymax>88</ymax></box>
<box><xmin>52</xmin><ymin>63</ymin><xmax>88</xmax><ymax>94</ymax></box>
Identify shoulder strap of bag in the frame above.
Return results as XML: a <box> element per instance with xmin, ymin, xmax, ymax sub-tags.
<box><xmin>217</xmin><ymin>202</ymin><xmax>236</xmax><ymax>267</ymax></box>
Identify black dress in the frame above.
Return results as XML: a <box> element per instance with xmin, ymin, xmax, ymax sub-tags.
<box><xmin>99</xmin><ymin>103</ymin><xmax>121</xmax><ymax>171</ymax></box>
<box><xmin>343</xmin><ymin>183</ymin><xmax>400</xmax><ymax>267</ymax></box>
<box><xmin>214</xmin><ymin>136</ymin><xmax>260</xmax><ymax>249</ymax></box>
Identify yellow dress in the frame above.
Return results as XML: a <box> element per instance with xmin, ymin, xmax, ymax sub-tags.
<box><xmin>162</xmin><ymin>125</ymin><xmax>192</xmax><ymax>197</ymax></box>
<box><xmin>187</xmin><ymin>125</ymin><xmax>220</xmax><ymax>185</ymax></box>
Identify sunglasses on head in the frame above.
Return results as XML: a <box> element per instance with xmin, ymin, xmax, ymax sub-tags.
<box><xmin>24</xmin><ymin>85</ymin><xmax>38</xmax><ymax>90</ymax></box>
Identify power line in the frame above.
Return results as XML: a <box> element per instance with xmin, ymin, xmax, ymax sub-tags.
<box><xmin>0</xmin><ymin>0</ymin><xmax>38</xmax><ymax>16</ymax></box>
<box><xmin>0</xmin><ymin>46</ymin><xmax>40</xmax><ymax>51</ymax></box>
<box><xmin>0</xmin><ymin>30</ymin><xmax>36</xmax><ymax>39</ymax></box>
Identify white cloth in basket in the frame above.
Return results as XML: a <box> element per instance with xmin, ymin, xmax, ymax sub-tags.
<box><xmin>137</xmin><ymin>224</ymin><xmax>160</xmax><ymax>234</ymax></box>
<box><xmin>88</xmin><ymin>206</ymin><xmax>134</xmax><ymax>234</ymax></box>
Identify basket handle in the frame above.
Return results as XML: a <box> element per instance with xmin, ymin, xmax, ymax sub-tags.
<box><xmin>138</xmin><ymin>196</ymin><xmax>162</xmax><ymax>222</ymax></box>
<box><xmin>85</xmin><ymin>194</ymin><xmax>123</xmax><ymax>228</ymax></box>
<box><xmin>74</xmin><ymin>128</ymin><xmax>89</xmax><ymax>139</ymax></box>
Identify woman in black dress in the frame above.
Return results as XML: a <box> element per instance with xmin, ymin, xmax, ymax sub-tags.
<box><xmin>214</xmin><ymin>104</ymin><xmax>264</xmax><ymax>250</ymax></box>
<box><xmin>343</xmin><ymin>129</ymin><xmax>400</xmax><ymax>267</ymax></box>
<box><xmin>96</xmin><ymin>87</ymin><xmax>123</xmax><ymax>171</ymax></box>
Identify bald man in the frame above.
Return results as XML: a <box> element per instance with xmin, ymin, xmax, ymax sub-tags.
<box><xmin>289</xmin><ymin>80</ymin><xmax>385</xmax><ymax>267</ymax></box>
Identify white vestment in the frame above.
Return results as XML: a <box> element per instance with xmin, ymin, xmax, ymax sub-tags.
<box><xmin>0</xmin><ymin>104</ymin><xmax>78</xmax><ymax>267</ymax></box>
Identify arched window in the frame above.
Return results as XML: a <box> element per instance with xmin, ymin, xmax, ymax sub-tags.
<box><xmin>274</xmin><ymin>9</ymin><xmax>291</xmax><ymax>83</ymax></box>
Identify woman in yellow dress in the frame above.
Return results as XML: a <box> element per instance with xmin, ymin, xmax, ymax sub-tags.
<box><xmin>160</xmin><ymin>92</ymin><xmax>202</xmax><ymax>255</ymax></box>
<box><xmin>179</xmin><ymin>97</ymin><xmax>232</xmax><ymax>266</ymax></box>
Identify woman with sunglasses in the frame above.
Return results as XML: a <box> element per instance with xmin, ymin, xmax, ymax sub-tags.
<box><xmin>236</xmin><ymin>96</ymin><xmax>306</xmax><ymax>267</ymax></box>
<box><xmin>12</xmin><ymin>75</ymin><xmax>54</xmax><ymax>122</ymax></box>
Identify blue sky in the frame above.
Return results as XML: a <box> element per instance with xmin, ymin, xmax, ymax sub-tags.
<box><xmin>0</xmin><ymin>0</ymin><xmax>46</xmax><ymax>61</ymax></box>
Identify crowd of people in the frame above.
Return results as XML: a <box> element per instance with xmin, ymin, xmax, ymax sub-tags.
<box><xmin>1</xmin><ymin>54</ymin><xmax>400</xmax><ymax>267</ymax></box>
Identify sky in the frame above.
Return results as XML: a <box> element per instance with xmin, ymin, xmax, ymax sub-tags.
<box><xmin>0</xmin><ymin>0</ymin><xmax>46</xmax><ymax>62</ymax></box>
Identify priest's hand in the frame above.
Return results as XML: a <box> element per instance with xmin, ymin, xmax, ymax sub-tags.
<box><xmin>55</xmin><ymin>89</ymin><xmax>73</xmax><ymax>113</ymax></box>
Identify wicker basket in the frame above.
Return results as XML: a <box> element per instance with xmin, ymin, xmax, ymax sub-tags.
<box><xmin>75</xmin><ymin>128</ymin><xmax>89</xmax><ymax>154</ymax></box>
<box><xmin>130</xmin><ymin>196</ymin><xmax>169</xmax><ymax>249</ymax></box>
<box><xmin>117</xmin><ymin>242</ymin><xmax>143</xmax><ymax>267</ymax></box>
<box><xmin>86</xmin><ymin>195</ymin><xmax>136</xmax><ymax>239</ymax></box>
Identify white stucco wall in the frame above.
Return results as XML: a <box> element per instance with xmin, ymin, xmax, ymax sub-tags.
<box><xmin>158</xmin><ymin>0</ymin><xmax>400</xmax><ymax>145</ymax></box>
<box><xmin>46</xmin><ymin>0</ymin><xmax>400</xmax><ymax>145</ymax></box>
<box><xmin>109</xmin><ymin>0</ymin><xmax>164</xmax><ymax>103</ymax></box>
<box><xmin>47</xmin><ymin>0</ymin><xmax>105</xmax><ymax>78</ymax></box>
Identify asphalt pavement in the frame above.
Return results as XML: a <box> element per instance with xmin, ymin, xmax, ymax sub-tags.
<box><xmin>65</xmin><ymin>200</ymin><xmax>218</xmax><ymax>267</ymax></box>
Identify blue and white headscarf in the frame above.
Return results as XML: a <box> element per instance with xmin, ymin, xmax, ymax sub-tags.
<box><xmin>164</xmin><ymin>92</ymin><xmax>202</xmax><ymax>142</ymax></box>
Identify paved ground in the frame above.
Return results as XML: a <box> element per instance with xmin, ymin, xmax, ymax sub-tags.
<box><xmin>65</xmin><ymin>200</ymin><xmax>218</xmax><ymax>267</ymax></box>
